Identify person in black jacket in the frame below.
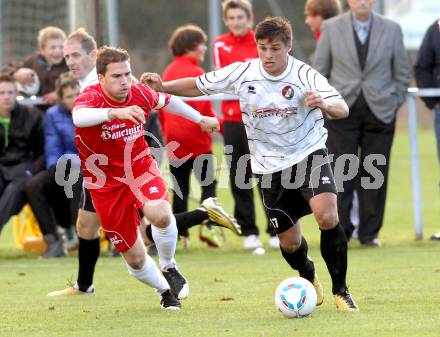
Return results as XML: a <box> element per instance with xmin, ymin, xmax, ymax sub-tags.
<box><xmin>0</xmin><ymin>74</ymin><xmax>44</xmax><ymax>234</ymax></box>
<box><xmin>415</xmin><ymin>19</ymin><xmax>440</xmax><ymax>240</ymax></box>
<box><xmin>415</xmin><ymin>19</ymin><xmax>440</xmax><ymax>162</ymax></box>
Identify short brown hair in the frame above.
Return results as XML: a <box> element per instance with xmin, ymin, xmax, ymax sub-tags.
<box><xmin>0</xmin><ymin>73</ymin><xmax>15</xmax><ymax>85</ymax></box>
<box><xmin>255</xmin><ymin>17</ymin><xmax>292</xmax><ymax>46</ymax></box>
<box><xmin>38</xmin><ymin>26</ymin><xmax>66</xmax><ymax>49</ymax></box>
<box><xmin>66</xmin><ymin>28</ymin><xmax>97</xmax><ymax>54</ymax></box>
<box><xmin>168</xmin><ymin>25</ymin><xmax>207</xmax><ymax>56</ymax></box>
<box><xmin>305</xmin><ymin>0</ymin><xmax>341</xmax><ymax>19</ymax></box>
<box><xmin>96</xmin><ymin>46</ymin><xmax>129</xmax><ymax>75</ymax></box>
<box><xmin>222</xmin><ymin>0</ymin><xmax>253</xmax><ymax>21</ymax></box>
<box><xmin>55</xmin><ymin>72</ymin><xmax>79</xmax><ymax>101</ymax></box>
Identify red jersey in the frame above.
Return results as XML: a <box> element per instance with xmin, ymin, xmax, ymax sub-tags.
<box><xmin>74</xmin><ymin>83</ymin><xmax>170</xmax><ymax>185</ymax></box>
<box><xmin>213</xmin><ymin>30</ymin><xmax>258</xmax><ymax>123</ymax></box>
<box><xmin>160</xmin><ymin>55</ymin><xmax>218</xmax><ymax>159</ymax></box>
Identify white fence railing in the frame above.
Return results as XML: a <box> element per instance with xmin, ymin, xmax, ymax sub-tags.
<box><xmin>407</xmin><ymin>88</ymin><xmax>440</xmax><ymax>240</ymax></box>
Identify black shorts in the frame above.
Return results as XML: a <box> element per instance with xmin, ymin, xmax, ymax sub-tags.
<box><xmin>256</xmin><ymin>148</ymin><xmax>337</xmax><ymax>234</ymax></box>
<box><xmin>79</xmin><ymin>185</ymin><xmax>96</xmax><ymax>212</ymax></box>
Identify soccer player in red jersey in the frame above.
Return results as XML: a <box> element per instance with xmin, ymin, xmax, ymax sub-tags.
<box><xmin>72</xmin><ymin>46</ymin><xmax>219</xmax><ymax>310</ymax></box>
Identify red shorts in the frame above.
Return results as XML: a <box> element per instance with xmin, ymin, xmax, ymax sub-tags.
<box><xmin>89</xmin><ymin>156</ymin><xmax>168</xmax><ymax>252</ymax></box>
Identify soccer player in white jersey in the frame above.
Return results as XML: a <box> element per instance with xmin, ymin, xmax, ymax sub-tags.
<box><xmin>141</xmin><ymin>16</ymin><xmax>359</xmax><ymax>311</ymax></box>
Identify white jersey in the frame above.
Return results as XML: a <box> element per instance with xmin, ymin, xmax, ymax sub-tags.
<box><xmin>196</xmin><ymin>56</ymin><xmax>342</xmax><ymax>174</ymax></box>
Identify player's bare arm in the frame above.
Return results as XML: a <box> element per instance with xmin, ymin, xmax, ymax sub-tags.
<box><xmin>165</xmin><ymin>95</ymin><xmax>220</xmax><ymax>134</ymax></box>
<box><xmin>141</xmin><ymin>72</ymin><xmax>202</xmax><ymax>97</ymax></box>
<box><xmin>304</xmin><ymin>90</ymin><xmax>349</xmax><ymax>119</ymax></box>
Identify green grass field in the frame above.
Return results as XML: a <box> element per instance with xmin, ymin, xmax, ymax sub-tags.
<box><xmin>1</xmin><ymin>129</ymin><xmax>439</xmax><ymax>337</ymax></box>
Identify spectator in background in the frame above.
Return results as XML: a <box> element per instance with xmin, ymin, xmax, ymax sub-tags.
<box><xmin>304</xmin><ymin>0</ymin><xmax>364</xmax><ymax>240</ymax></box>
<box><xmin>213</xmin><ymin>0</ymin><xmax>278</xmax><ymax>249</ymax></box>
<box><xmin>313</xmin><ymin>0</ymin><xmax>411</xmax><ymax>247</ymax></box>
<box><xmin>414</xmin><ymin>19</ymin><xmax>440</xmax><ymax>241</ymax></box>
<box><xmin>304</xmin><ymin>0</ymin><xmax>341</xmax><ymax>40</ymax></box>
<box><xmin>25</xmin><ymin>73</ymin><xmax>81</xmax><ymax>258</ymax></box>
<box><xmin>0</xmin><ymin>74</ymin><xmax>44</xmax><ymax>235</ymax></box>
<box><xmin>160</xmin><ymin>24</ymin><xmax>223</xmax><ymax>247</ymax></box>
<box><xmin>7</xmin><ymin>26</ymin><xmax>68</xmax><ymax>110</ymax></box>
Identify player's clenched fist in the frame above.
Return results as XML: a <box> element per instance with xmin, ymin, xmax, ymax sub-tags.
<box><xmin>304</xmin><ymin>90</ymin><xmax>327</xmax><ymax>110</ymax></box>
<box><xmin>140</xmin><ymin>72</ymin><xmax>163</xmax><ymax>92</ymax></box>
<box><xmin>200</xmin><ymin>116</ymin><xmax>220</xmax><ymax>134</ymax></box>
<box><xmin>108</xmin><ymin>105</ymin><xmax>146</xmax><ymax>124</ymax></box>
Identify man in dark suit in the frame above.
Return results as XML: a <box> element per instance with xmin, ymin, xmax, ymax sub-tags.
<box><xmin>313</xmin><ymin>0</ymin><xmax>410</xmax><ymax>247</ymax></box>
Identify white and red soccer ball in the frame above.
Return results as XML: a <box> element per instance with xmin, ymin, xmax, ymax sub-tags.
<box><xmin>275</xmin><ymin>277</ymin><xmax>317</xmax><ymax>318</ymax></box>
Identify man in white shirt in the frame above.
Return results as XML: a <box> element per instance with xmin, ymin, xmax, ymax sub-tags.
<box><xmin>142</xmin><ymin>16</ymin><xmax>359</xmax><ymax>311</ymax></box>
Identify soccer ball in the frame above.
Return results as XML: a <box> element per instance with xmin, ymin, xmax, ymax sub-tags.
<box><xmin>274</xmin><ymin>277</ymin><xmax>317</xmax><ymax>318</ymax></box>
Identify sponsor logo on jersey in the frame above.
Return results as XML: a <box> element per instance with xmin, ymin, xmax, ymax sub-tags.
<box><xmin>248</xmin><ymin>85</ymin><xmax>256</xmax><ymax>94</ymax></box>
<box><xmin>102</xmin><ymin>123</ymin><xmax>126</xmax><ymax>131</ymax></box>
<box><xmin>281</xmin><ymin>86</ymin><xmax>294</xmax><ymax>100</ymax></box>
<box><xmin>251</xmin><ymin>107</ymin><xmax>298</xmax><ymax>118</ymax></box>
<box><xmin>101</xmin><ymin>130</ymin><xmax>112</xmax><ymax>140</ymax></box>
<box><xmin>99</xmin><ymin>124</ymin><xmax>143</xmax><ymax>142</ymax></box>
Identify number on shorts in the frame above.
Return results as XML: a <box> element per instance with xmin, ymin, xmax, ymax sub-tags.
<box><xmin>270</xmin><ymin>217</ymin><xmax>279</xmax><ymax>228</ymax></box>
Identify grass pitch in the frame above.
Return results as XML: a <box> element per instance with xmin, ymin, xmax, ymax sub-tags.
<box><xmin>0</xmin><ymin>129</ymin><xmax>439</xmax><ymax>337</ymax></box>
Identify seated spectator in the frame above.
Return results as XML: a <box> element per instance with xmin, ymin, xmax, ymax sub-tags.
<box><xmin>25</xmin><ymin>73</ymin><xmax>81</xmax><ymax>258</ymax></box>
<box><xmin>0</xmin><ymin>74</ymin><xmax>44</xmax><ymax>235</ymax></box>
<box><xmin>6</xmin><ymin>26</ymin><xmax>68</xmax><ymax>110</ymax></box>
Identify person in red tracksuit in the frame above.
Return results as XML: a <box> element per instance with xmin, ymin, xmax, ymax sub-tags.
<box><xmin>160</xmin><ymin>24</ymin><xmax>223</xmax><ymax>247</ymax></box>
<box><xmin>213</xmin><ymin>0</ymin><xmax>277</xmax><ymax>249</ymax></box>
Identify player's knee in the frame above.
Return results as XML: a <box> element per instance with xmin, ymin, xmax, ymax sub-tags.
<box><xmin>279</xmin><ymin>234</ymin><xmax>301</xmax><ymax>253</ymax></box>
<box><xmin>126</xmin><ymin>255</ymin><xmax>145</xmax><ymax>270</ymax></box>
<box><xmin>149</xmin><ymin>212</ymin><xmax>171</xmax><ymax>228</ymax></box>
<box><xmin>316</xmin><ymin>210</ymin><xmax>338</xmax><ymax>230</ymax></box>
<box><xmin>76</xmin><ymin>217</ymin><xmax>99</xmax><ymax>239</ymax></box>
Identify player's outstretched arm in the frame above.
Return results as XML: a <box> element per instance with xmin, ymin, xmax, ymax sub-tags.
<box><xmin>73</xmin><ymin>106</ymin><xmax>146</xmax><ymax>127</ymax></box>
<box><xmin>141</xmin><ymin>72</ymin><xmax>203</xmax><ymax>97</ymax></box>
<box><xmin>304</xmin><ymin>90</ymin><xmax>349</xmax><ymax>119</ymax></box>
<box><xmin>165</xmin><ymin>95</ymin><xmax>220</xmax><ymax>134</ymax></box>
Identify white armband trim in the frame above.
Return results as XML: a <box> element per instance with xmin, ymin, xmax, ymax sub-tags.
<box><xmin>72</xmin><ymin>107</ymin><xmax>111</xmax><ymax>127</ymax></box>
<box><xmin>165</xmin><ymin>95</ymin><xmax>203</xmax><ymax>123</ymax></box>
<box><xmin>155</xmin><ymin>93</ymin><xmax>167</xmax><ymax>110</ymax></box>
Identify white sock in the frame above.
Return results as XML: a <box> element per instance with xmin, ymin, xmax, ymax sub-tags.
<box><xmin>151</xmin><ymin>215</ymin><xmax>177</xmax><ymax>270</ymax></box>
<box><xmin>127</xmin><ymin>254</ymin><xmax>169</xmax><ymax>294</ymax></box>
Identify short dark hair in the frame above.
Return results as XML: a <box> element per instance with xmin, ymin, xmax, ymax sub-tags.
<box><xmin>305</xmin><ymin>0</ymin><xmax>341</xmax><ymax>19</ymax></box>
<box><xmin>55</xmin><ymin>72</ymin><xmax>79</xmax><ymax>100</ymax></box>
<box><xmin>96</xmin><ymin>46</ymin><xmax>129</xmax><ymax>75</ymax></box>
<box><xmin>66</xmin><ymin>28</ymin><xmax>97</xmax><ymax>54</ymax></box>
<box><xmin>168</xmin><ymin>24</ymin><xmax>207</xmax><ymax>56</ymax></box>
<box><xmin>255</xmin><ymin>17</ymin><xmax>292</xmax><ymax>46</ymax></box>
<box><xmin>0</xmin><ymin>74</ymin><xmax>15</xmax><ymax>85</ymax></box>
